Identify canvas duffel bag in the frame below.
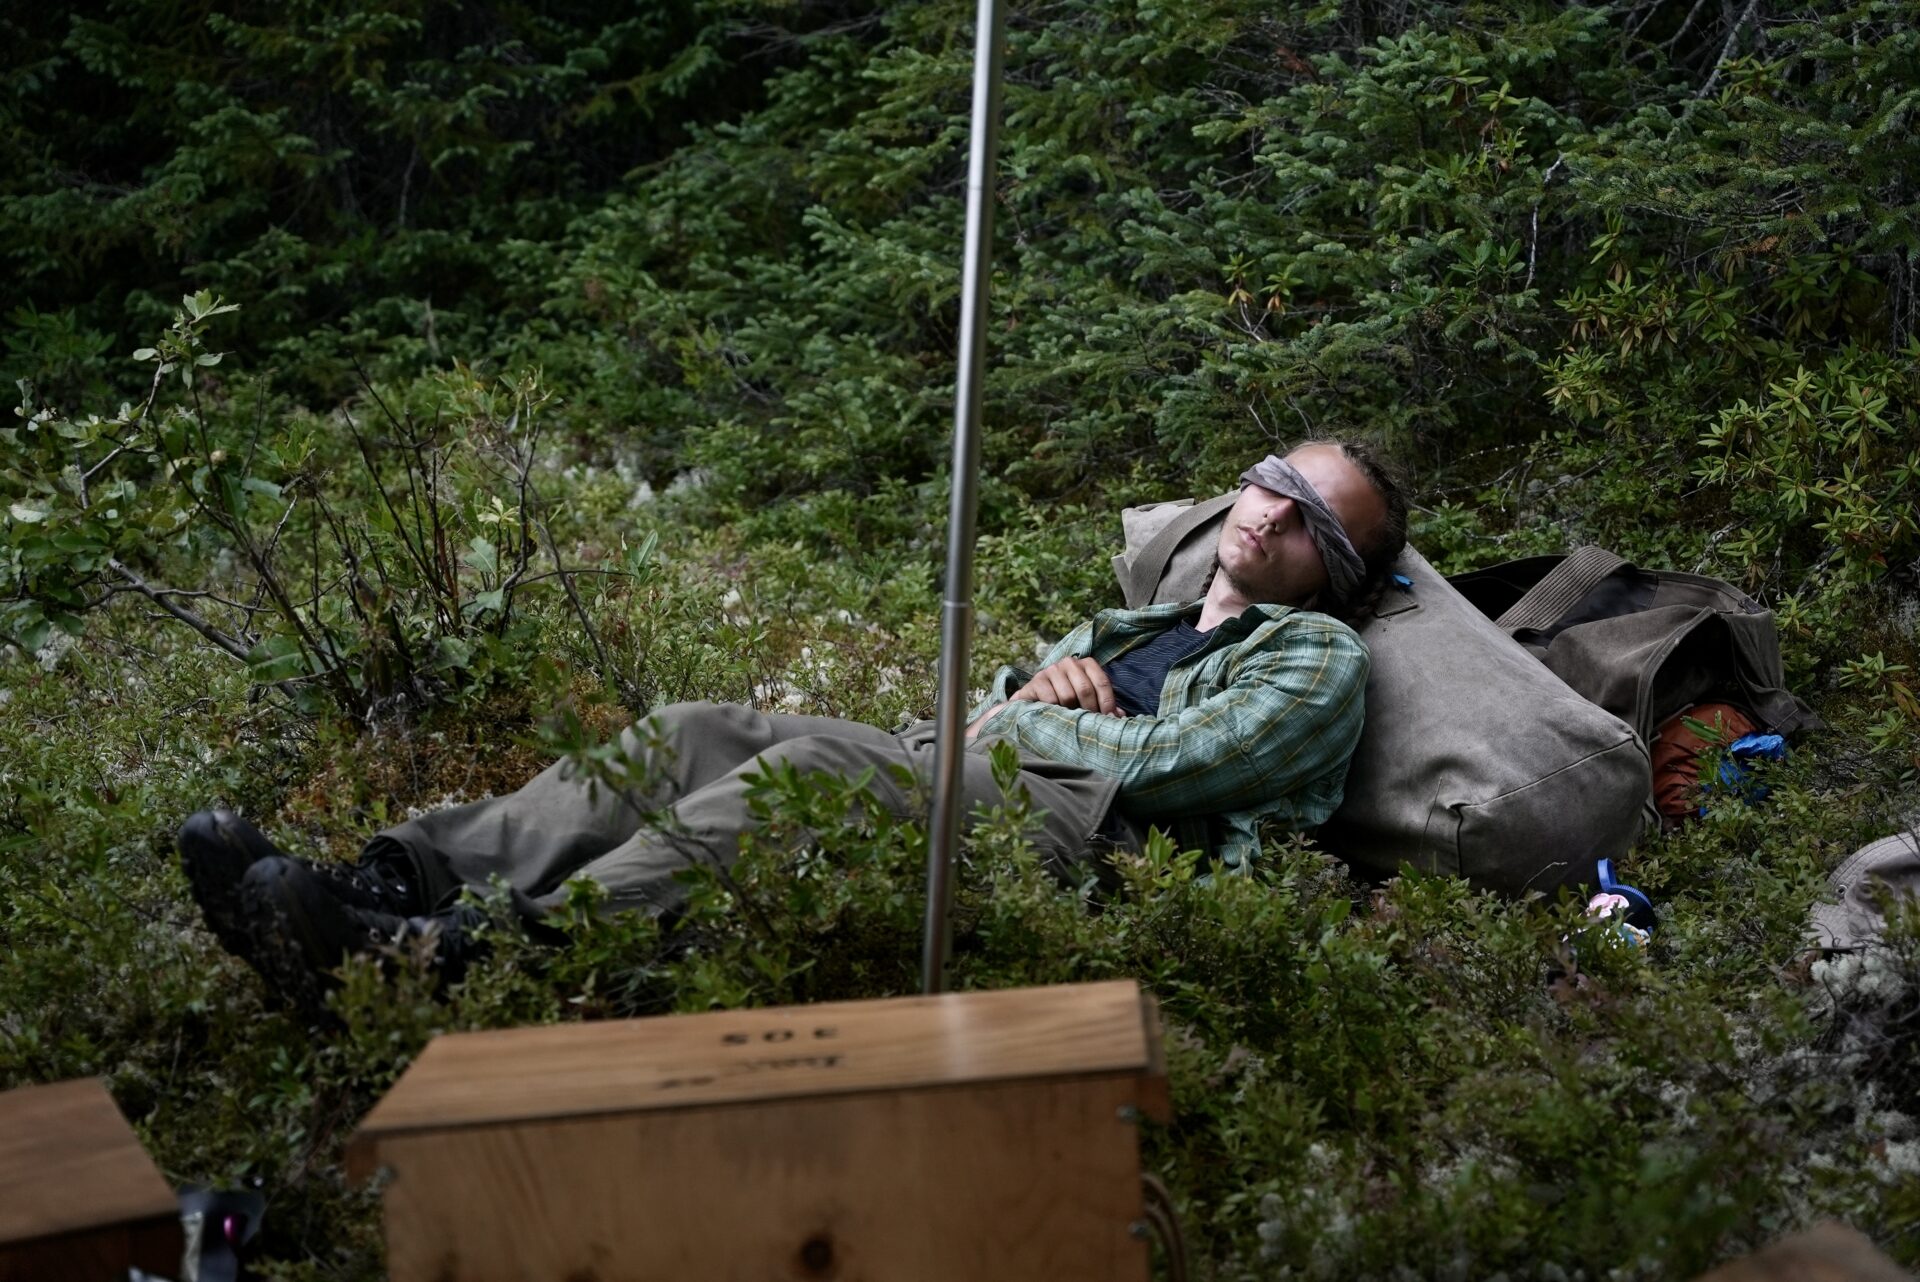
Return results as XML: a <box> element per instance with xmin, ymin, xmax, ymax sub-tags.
<box><xmin>1447</xmin><ymin>545</ymin><xmax>1819</xmax><ymax>745</ymax></box>
<box><xmin>1112</xmin><ymin>496</ymin><xmax>1648</xmax><ymax>895</ymax></box>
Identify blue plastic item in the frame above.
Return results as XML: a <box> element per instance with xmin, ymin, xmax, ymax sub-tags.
<box><xmin>1704</xmin><ymin>732</ymin><xmax>1787</xmax><ymax>812</ymax></box>
<box><xmin>1596</xmin><ymin>858</ymin><xmax>1656</xmax><ymax>933</ymax></box>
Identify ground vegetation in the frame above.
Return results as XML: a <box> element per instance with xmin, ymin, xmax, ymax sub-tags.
<box><xmin>4</xmin><ymin>0</ymin><xmax>1919</xmax><ymax>1276</ymax></box>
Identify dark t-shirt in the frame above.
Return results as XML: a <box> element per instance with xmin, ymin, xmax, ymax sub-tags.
<box><xmin>1104</xmin><ymin>621</ymin><xmax>1211</xmax><ymax>717</ymax></box>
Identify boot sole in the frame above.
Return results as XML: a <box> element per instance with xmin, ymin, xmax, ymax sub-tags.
<box><xmin>178</xmin><ymin>814</ymin><xmax>273</xmax><ymax>964</ymax></box>
<box><xmin>181</xmin><ymin>848</ymin><xmax>256</xmax><ymax>963</ymax></box>
<box><xmin>239</xmin><ymin>869</ymin><xmax>347</xmax><ymax>1024</ymax></box>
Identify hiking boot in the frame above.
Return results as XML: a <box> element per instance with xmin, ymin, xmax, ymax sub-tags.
<box><xmin>306</xmin><ymin>849</ymin><xmax>424</xmax><ymax>917</ymax></box>
<box><xmin>178</xmin><ymin>809</ymin><xmax>291</xmax><ymax>961</ymax></box>
<box><xmin>238</xmin><ymin>856</ymin><xmax>484</xmax><ymax>1018</ymax></box>
<box><xmin>180</xmin><ymin>811</ymin><xmax>425</xmax><ymax>963</ymax></box>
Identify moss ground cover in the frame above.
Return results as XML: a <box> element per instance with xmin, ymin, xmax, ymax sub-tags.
<box><xmin>5</xmin><ymin>0</ymin><xmax>1920</xmax><ymax>1275</ymax></box>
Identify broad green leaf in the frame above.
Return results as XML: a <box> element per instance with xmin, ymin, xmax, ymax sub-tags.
<box><xmin>15</xmin><ymin>613</ymin><xmax>52</xmax><ymax>653</ymax></box>
<box><xmin>433</xmin><ymin>636</ymin><xmax>474</xmax><ymax>671</ymax></box>
<box><xmin>461</xmin><ymin>535</ymin><xmax>499</xmax><ymax>576</ymax></box>
<box><xmin>245</xmin><ymin>634</ymin><xmax>311</xmax><ymax>681</ymax></box>
<box><xmin>45</xmin><ymin>608</ymin><xmax>85</xmax><ymax>636</ymax></box>
<box><xmin>49</xmin><ymin>530</ymin><xmax>102</xmax><ymax>553</ymax></box>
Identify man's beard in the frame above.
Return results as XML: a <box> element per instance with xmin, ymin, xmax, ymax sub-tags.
<box><xmin>1209</xmin><ymin>552</ymin><xmax>1315</xmax><ymax>611</ymax></box>
<box><xmin>1207</xmin><ymin>553</ymin><xmax>1248</xmax><ymax>598</ymax></box>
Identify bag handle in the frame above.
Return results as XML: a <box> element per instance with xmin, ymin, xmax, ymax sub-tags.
<box><xmin>1494</xmin><ymin>544</ymin><xmax>1629</xmax><ymax>632</ymax></box>
<box><xmin>1121</xmin><ymin>491</ymin><xmax>1237</xmax><ymax>608</ymax></box>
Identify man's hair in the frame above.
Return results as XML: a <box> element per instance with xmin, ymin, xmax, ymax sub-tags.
<box><xmin>1202</xmin><ymin>436</ymin><xmax>1410</xmax><ymax>619</ymax></box>
<box><xmin>1313</xmin><ymin>437</ymin><xmax>1409</xmax><ymax>617</ymax></box>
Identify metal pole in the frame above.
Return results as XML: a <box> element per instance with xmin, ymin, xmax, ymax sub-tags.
<box><xmin>921</xmin><ymin>0</ymin><xmax>1005</xmax><ymax>995</ymax></box>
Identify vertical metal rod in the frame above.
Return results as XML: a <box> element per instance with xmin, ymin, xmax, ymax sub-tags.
<box><xmin>922</xmin><ymin>0</ymin><xmax>1006</xmax><ymax>995</ymax></box>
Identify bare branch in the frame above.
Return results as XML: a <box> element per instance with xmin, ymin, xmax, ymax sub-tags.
<box><xmin>81</xmin><ymin>440</ymin><xmax>144</xmax><ymax>491</ymax></box>
<box><xmin>1526</xmin><ymin>155</ymin><xmax>1566</xmax><ymax>291</ymax></box>
<box><xmin>106</xmin><ymin>559</ymin><xmax>251</xmax><ymax>662</ymax></box>
<box><xmin>261</xmin><ymin>494</ymin><xmax>300</xmax><ymax>562</ymax></box>
<box><xmin>105</xmin><ymin>582</ymin><xmax>275</xmax><ymax>616</ymax></box>
<box><xmin>340</xmin><ymin>407</ymin><xmax>435</xmax><ymax>590</ymax></box>
<box><xmin>534</xmin><ymin>508</ymin><xmax>615</xmax><ymax>682</ymax></box>
<box><xmin>1697</xmin><ymin>0</ymin><xmax>1762</xmax><ymax>98</ymax></box>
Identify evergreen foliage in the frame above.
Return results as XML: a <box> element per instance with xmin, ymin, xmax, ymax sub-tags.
<box><xmin>4</xmin><ymin>0</ymin><xmax>1919</xmax><ymax>1276</ymax></box>
<box><xmin>2</xmin><ymin>0</ymin><xmax>798</xmax><ymax>399</ymax></box>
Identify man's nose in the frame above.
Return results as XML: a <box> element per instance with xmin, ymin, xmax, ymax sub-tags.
<box><xmin>1259</xmin><ymin>496</ymin><xmax>1298</xmax><ymax>529</ymax></box>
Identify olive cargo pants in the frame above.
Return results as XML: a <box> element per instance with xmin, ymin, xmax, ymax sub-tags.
<box><xmin>369</xmin><ymin>701</ymin><xmax>1136</xmax><ymax>919</ymax></box>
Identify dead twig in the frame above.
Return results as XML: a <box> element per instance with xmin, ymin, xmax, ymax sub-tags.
<box><xmin>1697</xmin><ymin>0</ymin><xmax>1762</xmax><ymax>99</ymax></box>
<box><xmin>105</xmin><ymin>559</ymin><xmax>251</xmax><ymax>662</ymax></box>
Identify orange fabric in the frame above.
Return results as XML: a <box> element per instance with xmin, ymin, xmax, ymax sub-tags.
<box><xmin>1650</xmin><ymin>702</ymin><xmax>1758</xmax><ymax>827</ymax></box>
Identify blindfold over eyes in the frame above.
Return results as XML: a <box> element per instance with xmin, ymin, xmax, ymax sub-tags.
<box><xmin>1236</xmin><ymin>455</ymin><xmax>1364</xmax><ymax>606</ymax></box>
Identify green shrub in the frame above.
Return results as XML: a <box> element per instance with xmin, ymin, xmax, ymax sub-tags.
<box><xmin>7</xmin><ymin>0</ymin><xmax>1920</xmax><ymax>1276</ymax></box>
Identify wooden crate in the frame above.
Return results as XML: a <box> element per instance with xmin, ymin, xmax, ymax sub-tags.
<box><xmin>350</xmin><ymin>979</ymin><xmax>1169</xmax><ymax>1282</ymax></box>
<box><xmin>0</xmin><ymin>1078</ymin><xmax>181</xmax><ymax>1282</ymax></box>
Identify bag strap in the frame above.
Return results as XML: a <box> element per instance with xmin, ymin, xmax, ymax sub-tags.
<box><xmin>1120</xmin><ymin>491</ymin><xmax>1237</xmax><ymax>608</ymax></box>
<box><xmin>1494</xmin><ymin>544</ymin><xmax>1630</xmax><ymax>632</ymax></box>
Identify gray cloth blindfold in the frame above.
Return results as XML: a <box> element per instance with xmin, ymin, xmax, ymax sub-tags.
<box><xmin>1237</xmin><ymin>455</ymin><xmax>1365</xmax><ymax>605</ymax></box>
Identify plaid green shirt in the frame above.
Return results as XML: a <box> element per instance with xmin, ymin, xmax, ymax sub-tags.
<box><xmin>972</xmin><ymin>599</ymin><xmax>1369</xmax><ymax>869</ymax></box>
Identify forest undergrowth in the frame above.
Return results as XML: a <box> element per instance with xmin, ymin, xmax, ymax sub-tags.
<box><xmin>5</xmin><ymin>0</ymin><xmax>1920</xmax><ymax>1276</ymax></box>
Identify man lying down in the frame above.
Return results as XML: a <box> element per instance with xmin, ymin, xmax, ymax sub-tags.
<box><xmin>181</xmin><ymin>440</ymin><xmax>1409</xmax><ymax>1015</ymax></box>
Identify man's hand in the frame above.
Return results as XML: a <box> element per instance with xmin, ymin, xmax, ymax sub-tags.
<box><xmin>966</xmin><ymin>656</ymin><xmax>1124</xmax><ymax>740</ymax></box>
<box><xmin>1011</xmin><ymin>656</ymin><xmax>1123</xmax><ymax>717</ymax></box>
